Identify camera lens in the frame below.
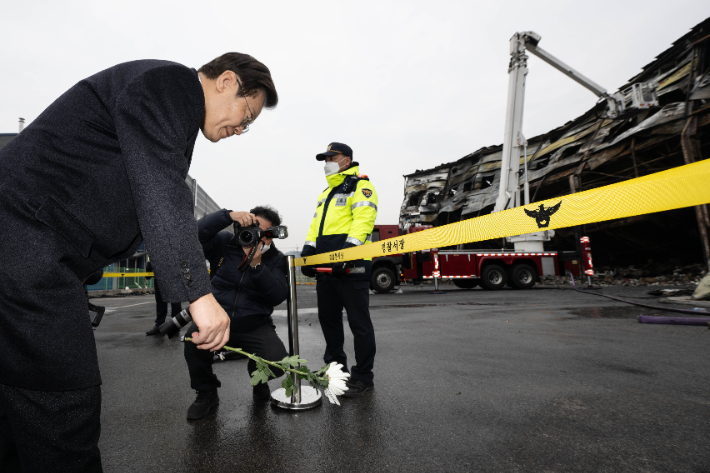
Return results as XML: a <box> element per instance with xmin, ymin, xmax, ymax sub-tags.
<box><xmin>238</xmin><ymin>228</ymin><xmax>256</xmax><ymax>246</ymax></box>
<box><xmin>159</xmin><ymin>308</ymin><xmax>192</xmax><ymax>339</ymax></box>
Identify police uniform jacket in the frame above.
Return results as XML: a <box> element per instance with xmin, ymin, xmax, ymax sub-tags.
<box><xmin>0</xmin><ymin>60</ymin><xmax>212</xmax><ymax>391</ymax></box>
<box><xmin>301</xmin><ymin>164</ymin><xmax>378</xmax><ymax>280</ymax></box>
<box><xmin>198</xmin><ymin>209</ymin><xmax>288</xmax><ymax>333</ymax></box>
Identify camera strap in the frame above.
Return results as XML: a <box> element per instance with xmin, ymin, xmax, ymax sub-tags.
<box><xmin>237</xmin><ymin>244</ymin><xmax>259</xmax><ymax>272</ymax></box>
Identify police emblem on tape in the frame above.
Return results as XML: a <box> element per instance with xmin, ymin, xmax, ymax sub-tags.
<box><xmin>362</xmin><ymin>188</ymin><xmax>373</xmax><ymax>198</ymax></box>
<box><xmin>524</xmin><ymin>201</ymin><xmax>561</xmax><ymax>228</ymax></box>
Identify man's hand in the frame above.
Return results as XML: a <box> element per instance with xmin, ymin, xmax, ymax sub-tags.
<box><xmin>189</xmin><ymin>293</ymin><xmax>230</xmax><ymax>351</ymax></box>
<box><xmin>230</xmin><ymin>211</ymin><xmax>257</xmax><ymax>227</ymax></box>
<box><xmin>301</xmin><ymin>266</ymin><xmax>316</xmax><ymax>278</ymax></box>
<box><xmin>245</xmin><ymin>242</ymin><xmax>264</xmax><ymax>268</ymax></box>
<box><xmin>331</xmin><ymin>262</ymin><xmax>351</xmax><ymax>280</ymax></box>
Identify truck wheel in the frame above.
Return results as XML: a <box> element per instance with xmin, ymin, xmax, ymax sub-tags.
<box><xmin>453</xmin><ymin>279</ymin><xmax>479</xmax><ymax>289</ymax></box>
<box><xmin>372</xmin><ymin>267</ymin><xmax>396</xmax><ymax>293</ymax></box>
<box><xmin>509</xmin><ymin>264</ymin><xmax>536</xmax><ymax>289</ymax></box>
<box><xmin>481</xmin><ymin>264</ymin><xmax>507</xmax><ymax>290</ymax></box>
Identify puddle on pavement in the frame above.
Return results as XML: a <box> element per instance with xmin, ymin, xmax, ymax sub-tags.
<box><xmin>568</xmin><ymin>306</ymin><xmax>646</xmax><ymax>319</ymax></box>
<box><xmin>370</xmin><ymin>302</ymin><xmax>497</xmax><ymax>310</ymax></box>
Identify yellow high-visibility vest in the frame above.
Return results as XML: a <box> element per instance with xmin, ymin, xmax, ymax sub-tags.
<box><xmin>303</xmin><ymin>165</ymin><xmax>378</xmax><ymax>259</ymax></box>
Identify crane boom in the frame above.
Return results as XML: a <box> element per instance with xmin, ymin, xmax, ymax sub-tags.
<box><xmin>492</xmin><ymin>31</ymin><xmax>658</xmax><ymax>252</ymax></box>
<box><xmin>494</xmin><ymin>30</ymin><xmax>657</xmax><ymax>215</ymax></box>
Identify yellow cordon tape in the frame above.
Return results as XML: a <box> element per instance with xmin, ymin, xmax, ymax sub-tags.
<box><xmin>103</xmin><ymin>272</ymin><xmax>154</xmax><ymax>277</ymax></box>
<box><xmin>295</xmin><ymin>159</ymin><xmax>710</xmax><ymax>267</ymax></box>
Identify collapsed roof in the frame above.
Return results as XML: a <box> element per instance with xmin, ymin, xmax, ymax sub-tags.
<box><xmin>401</xmin><ymin>18</ymin><xmax>710</xmax><ymax>236</ymax></box>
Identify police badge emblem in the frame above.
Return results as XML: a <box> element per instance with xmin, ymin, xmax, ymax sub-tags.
<box><xmin>362</xmin><ymin>189</ymin><xmax>373</xmax><ymax>198</ymax></box>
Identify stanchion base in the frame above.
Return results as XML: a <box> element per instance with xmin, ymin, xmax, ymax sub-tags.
<box><xmin>270</xmin><ymin>386</ymin><xmax>322</xmax><ymax>410</ymax></box>
<box><xmin>428</xmin><ymin>290</ymin><xmax>447</xmax><ymax>294</ymax></box>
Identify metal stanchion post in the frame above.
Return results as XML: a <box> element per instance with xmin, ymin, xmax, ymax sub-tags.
<box><xmin>270</xmin><ymin>255</ymin><xmax>322</xmax><ymax>410</ymax></box>
<box><xmin>579</xmin><ymin>236</ymin><xmax>599</xmax><ymax>290</ymax></box>
<box><xmin>429</xmin><ymin>249</ymin><xmax>447</xmax><ymax>294</ymax></box>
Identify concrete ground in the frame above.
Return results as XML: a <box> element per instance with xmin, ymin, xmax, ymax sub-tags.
<box><xmin>91</xmin><ymin>283</ymin><xmax>710</xmax><ymax>472</ymax></box>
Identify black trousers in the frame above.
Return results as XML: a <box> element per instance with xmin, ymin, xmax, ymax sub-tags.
<box><xmin>0</xmin><ymin>383</ymin><xmax>102</xmax><ymax>472</ymax></box>
<box><xmin>184</xmin><ymin>323</ymin><xmax>288</xmax><ymax>391</ymax></box>
<box><xmin>316</xmin><ymin>277</ymin><xmax>376</xmax><ymax>383</ymax></box>
<box><xmin>153</xmin><ymin>281</ymin><xmax>183</xmax><ymax>326</ymax></box>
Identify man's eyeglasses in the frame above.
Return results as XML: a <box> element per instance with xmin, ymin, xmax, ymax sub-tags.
<box><xmin>236</xmin><ymin>78</ymin><xmax>254</xmax><ymax>133</ymax></box>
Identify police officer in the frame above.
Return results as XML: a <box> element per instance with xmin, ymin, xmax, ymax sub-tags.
<box><xmin>301</xmin><ymin>142</ymin><xmax>378</xmax><ymax>397</ymax></box>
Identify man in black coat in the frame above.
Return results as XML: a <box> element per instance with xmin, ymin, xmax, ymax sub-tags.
<box><xmin>184</xmin><ymin>206</ymin><xmax>289</xmax><ymax>420</ymax></box>
<box><xmin>0</xmin><ymin>53</ymin><xmax>277</xmax><ymax>472</ymax></box>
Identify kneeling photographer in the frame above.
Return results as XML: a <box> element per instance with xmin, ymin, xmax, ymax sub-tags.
<box><xmin>183</xmin><ymin>206</ymin><xmax>289</xmax><ymax>420</ymax></box>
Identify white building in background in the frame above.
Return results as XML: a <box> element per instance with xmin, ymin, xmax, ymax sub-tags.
<box><xmin>185</xmin><ymin>175</ymin><xmax>224</xmax><ymax>221</ymax></box>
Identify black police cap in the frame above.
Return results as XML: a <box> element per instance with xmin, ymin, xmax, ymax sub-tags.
<box><xmin>316</xmin><ymin>142</ymin><xmax>353</xmax><ymax>161</ymax></box>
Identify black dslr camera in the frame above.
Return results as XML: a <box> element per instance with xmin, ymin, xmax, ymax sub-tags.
<box><xmin>233</xmin><ymin>223</ymin><xmax>288</xmax><ymax>270</ymax></box>
<box><xmin>159</xmin><ymin>223</ymin><xmax>290</xmax><ymax>337</ymax></box>
<box><xmin>233</xmin><ymin>223</ymin><xmax>288</xmax><ymax>247</ymax></box>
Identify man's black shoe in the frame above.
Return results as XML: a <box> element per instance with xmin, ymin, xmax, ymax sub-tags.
<box><xmin>145</xmin><ymin>325</ymin><xmax>161</xmax><ymax>336</ymax></box>
<box><xmin>187</xmin><ymin>389</ymin><xmax>219</xmax><ymax>420</ymax></box>
<box><xmin>342</xmin><ymin>379</ymin><xmax>374</xmax><ymax>398</ymax></box>
<box><xmin>253</xmin><ymin>383</ymin><xmax>271</xmax><ymax>401</ymax></box>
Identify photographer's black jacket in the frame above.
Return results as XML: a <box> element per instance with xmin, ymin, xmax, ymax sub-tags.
<box><xmin>198</xmin><ymin>209</ymin><xmax>289</xmax><ymax>333</ymax></box>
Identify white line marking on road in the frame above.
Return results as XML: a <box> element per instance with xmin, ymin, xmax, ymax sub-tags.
<box><xmin>103</xmin><ymin>301</ymin><xmax>155</xmax><ymax>311</ymax></box>
<box><xmin>272</xmin><ymin>308</ymin><xmax>319</xmax><ymax>317</ymax></box>
<box><xmin>119</xmin><ymin>301</ymin><xmax>156</xmax><ymax>308</ymax></box>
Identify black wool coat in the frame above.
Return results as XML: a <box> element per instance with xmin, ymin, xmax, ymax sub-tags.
<box><xmin>0</xmin><ymin>60</ymin><xmax>212</xmax><ymax>391</ymax></box>
<box><xmin>198</xmin><ymin>210</ymin><xmax>289</xmax><ymax>333</ymax></box>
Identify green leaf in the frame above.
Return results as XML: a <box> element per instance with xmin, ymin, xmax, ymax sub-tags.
<box><xmin>250</xmin><ymin>369</ymin><xmax>269</xmax><ymax>386</ymax></box>
<box><xmin>280</xmin><ymin>375</ymin><xmax>296</xmax><ymax>397</ymax></box>
<box><xmin>281</xmin><ymin>376</ymin><xmax>293</xmax><ymax>390</ymax></box>
<box><xmin>255</xmin><ymin>360</ymin><xmax>275</xmax><ymax>379</ymax></box>
<box><xmin>279</xmin><ymin>355</ymin><xmax>307</xmax><ymax>367</ymax></box>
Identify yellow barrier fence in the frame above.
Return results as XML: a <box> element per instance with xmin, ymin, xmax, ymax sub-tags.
<box><xmin>103</xmin><ymin>272</ymin><xmax>154</xmax><ymax>277</ymax></box>
<box><xmin>295</xmin><ymin>159</ymin><xmax>710</xmax><ymax>267</ymax></box>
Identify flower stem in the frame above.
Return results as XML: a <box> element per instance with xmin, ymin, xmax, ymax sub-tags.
<box><xmin>184</xmin><ymin>337</ymin><xmax>326</xmax><ymax>383</ymax></box>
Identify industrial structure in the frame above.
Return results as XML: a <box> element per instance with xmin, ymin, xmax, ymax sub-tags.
<box><xmin>400</xmin><ymin>18</ymin><xmax>710</xmax><ymax>268</ymax></box>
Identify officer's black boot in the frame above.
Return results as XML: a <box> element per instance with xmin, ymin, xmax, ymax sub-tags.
<box><xmin>187</xmin><ymin>389</ymin><xmax>219</xmax><ymax>420</ymax></box>
<box><xmin>343</xmin><ymin>379</ymin><xmax>374</xmax><ymax>398</ymax></box>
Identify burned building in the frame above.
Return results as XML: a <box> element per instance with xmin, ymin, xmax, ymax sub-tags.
<box><xmin>401</xmin><ymin>18</ymin><xmax>710</xmax><ymax>268</ymax></box>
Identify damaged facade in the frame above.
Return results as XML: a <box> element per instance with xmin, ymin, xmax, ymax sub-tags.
<box><xmin>401</xmin><ymin>18</ymin><xmax>710</xmax><ymax>268</ymax></box>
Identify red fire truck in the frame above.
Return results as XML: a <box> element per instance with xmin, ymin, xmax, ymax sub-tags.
<box><xmin>369</xmin><ymin>224</ymin><xmax>562</xmax><ymax>293</ymax></box>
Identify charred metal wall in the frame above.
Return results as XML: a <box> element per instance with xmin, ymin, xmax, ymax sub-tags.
<box><xmin>400</xmin><ymin>18</ymin><xmax>710</xmax><ymax>266</ymax></box>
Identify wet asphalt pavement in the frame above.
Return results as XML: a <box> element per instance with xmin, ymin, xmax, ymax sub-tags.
<box><xmin>91</xmin><ymin>284</ymin><xmax>710</xmax><ymax>472</ymax></box>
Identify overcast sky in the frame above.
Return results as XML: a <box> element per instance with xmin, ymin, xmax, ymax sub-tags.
<box><xmin>2</xmin><ymin>1</ymin><xmax>709</xmax><ymax>252</ymax></box>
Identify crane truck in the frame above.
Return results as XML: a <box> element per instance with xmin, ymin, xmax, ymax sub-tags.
<box><xmin>368</xmin><ymin>31</ymin><xmax>657</xmax><ymax>294</ymax></box>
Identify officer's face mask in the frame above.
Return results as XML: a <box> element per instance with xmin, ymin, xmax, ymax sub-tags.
<box><xmin>324</xmin><ymin>155</ymin><xmax>349</xmax><ymax>176</ymax></box>
<box><xmin>324</xmin><ymin>161</ymin><xmax>340</xmax><ymax>176</ymax></box>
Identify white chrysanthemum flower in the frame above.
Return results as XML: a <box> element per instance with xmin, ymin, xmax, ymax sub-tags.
<box><xmin>323</xmin><ymin>363</ymin><xmax>350</xmax><ymax>405</ymax></box>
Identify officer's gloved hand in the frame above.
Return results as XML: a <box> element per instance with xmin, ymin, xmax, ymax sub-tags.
<box><xmin>300</xmin><ymin>246</ymin><xmax>317</xmax><ymax>278</ymax></box>
<box><xmin>331</xmin><ymin>262</ymin><xmax>350</xmax><ymax>280</ymax></box>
